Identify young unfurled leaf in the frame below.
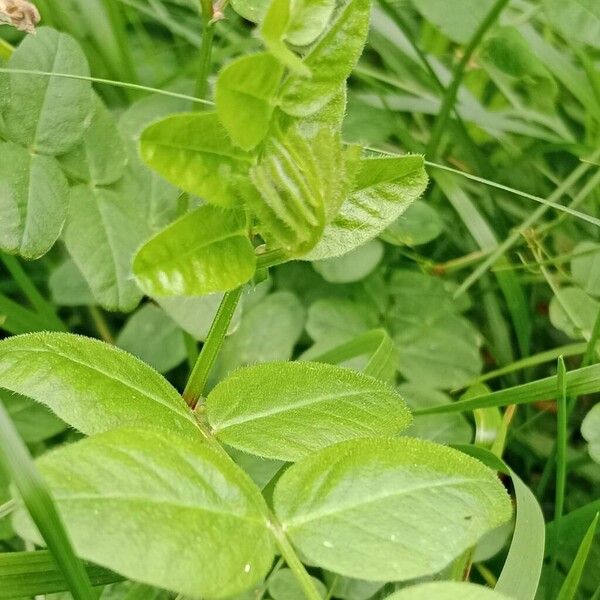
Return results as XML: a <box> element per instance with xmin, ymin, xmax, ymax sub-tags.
<box><xmin>206</xmin><ymin>361</ymin><xmax>411</xmax><ymax>461</ymax></box>
<box><xmin>260</xmin><ymin>0</ymin><xmax>310</xmax><ymax>76</ymax></box>
<box><xmin>244</xmin><ymin>124</ymin><xmax>352</xmax><ymax>256</ymax></box>
<box><xmin>140</xmin><ymin>112</ymin><xmax>253</xmax><ymax>207</ymax></box>
<box><xmin>384</xmin><ymin>582</ymin><xmax>514</xmax><ymax>599</ymax></box>
<box><xmin>0</xmin><ymin>333</ymin><xmax>199</xmax><ymax>438</ymax></box>
<box><xmin>12</xmin><ymin>428</ymin><xmax>275</xmax><ymax>598</ymax></box>
<box><xmin>280</xmin><ymin>0</ymin><xmax>372</xmax><ymax>117</ymax></box>
<box><xmin>1</xmin><ymin>27</ymin><xmax>93</xmax><ymax>155</ymax></box>
<box><xmin>133</xmin><ymin>205</ymin><xmax>256</xmax><ymax>297</ymax></box>
<box><xmin>64</xmin><ymin>185</ymin><xmax>148</xmax><ymax>312</ymax></box>
<box><xmin>305</xmin><ymin>155</ymin><xmax>428</xmax><ymax>260</ymax></box>
<box><xmin>274</xmin><ymin>437</ymin><xmax>512</xmax><ymax>580</ymax></box>
<box><xmin>0</xmin><ymin>141</ymin><xmax>68</xmax><ymax>259</ymax></box>
<box><xmin>216</xmin><ymin>53</ymin><xmax>284</xmax><ymax>150</ymax></box>
<box><xmin>59</xmin><ymin>94</ymin><xmax>128</xmax><ymax>186</ymax></box>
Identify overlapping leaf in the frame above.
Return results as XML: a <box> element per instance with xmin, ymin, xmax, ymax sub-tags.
<box><xmin>274</xmin><ymin>437</ymin><xmax>512</xmax><ymax>580</ymax></box>
<box><xmin>133</xmin><ymin>205</ymin><xmax>256</xmax><ymax>297</ymax></box>
<box><xmin>206</xmin><ymin>361</ymin><xmax>411</xmax><ymax>461</ymax></box>
<box><xmin>0</xmin><ymin>333</ymin><xmax>198</xmax><ymax>438</ymax></box>
<box><xmin>12</xmin><ymin>428</ymin><xmax>275</xmax><ymax>598</ymax></box>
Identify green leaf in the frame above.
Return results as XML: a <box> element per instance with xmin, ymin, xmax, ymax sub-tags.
<box><xmin>12</xmin><ymin>427</ymin><xmax>275</xmax><ymax>598</ymax></box>
<box><xmin>324</xmin><ymin>573</ymin><xmax>383</xmax><ymax>600</ymax></box>
<box><xmin>313</xmin><ymin>240</ymin><xmax>383</xmax><ymax>283</ymax></box>
<box><xmin>243</xmin><ymin>125</ymin><xmax>347</xmax><ymax>255</ymax></box>
<box><xmin>388</xmin><ymin>271</ymin><xmax>482</xmax><ymax>389</ymax></box>
<box><xmin>216</xmin><ymin>53</ymin><xmax>284</xmax><ymax>151</ymax></box>
<box><xmin>260</xmin><ymin>0</ymin><xmax>310</xmax><ymax>76</ymax></box>
<box><xmin>157</xmin><ymin>293</ymin><xmax>243</xmax><ymax>341</ymax></box>
<box><xmin>495</xmin><ymin>469</ymin><xmax>545</xmax><ymax>600</ymax></box>
<box><xmin>398</xmin><ymin>384</ymin><xmax>472</xmax><ymax>444</ymax></box>
<box><xmin>116</xmin><ymin>304</ymin><xmax>186</xmax><ymax>374</ymax></box>
<box><xmin>59</xmin><ymin>94</ymin><xmax>128</xmax><ymax>186</ymax></box>
<box><xmin>305</xmin><ymin>155</ymin><xmax>428</xmax><ymax>260</ymax></box>
<box><xmin>133</xmin><ymin>204</ymin><xmax>256</xmax><ymax>297</ymax></box>
<box><xmin>230</xmin><ymin>0</ymin><xmax>335</xmax><ymax>46</ymax></box>
<box><xmin>409</xmin><ymin>0</ymin><xmax>495</xmax><ymax>44</ymax></box>
<box><xmin>286</xmin><ymin>0</ymin><xmax>337</xmax><ymax>46</ymax></box>
<box><xmin>582</xmin><ymin>403</ymin><xmax>600</xmax><ymax>463</ymax></box>
<box><xmin>206</xmin><ymin>361</ymin><xmax>412</xmax><ymax>461</ymax></box>
<box><xmin>543</xmin><ymin>0</ymin><xmax>600</xmax><ymax>49</ymax></box>
<box><xmin>280</xmin><ymin>0</ymin><xmax>372</xmax><ymax>117</ymax></box>
<box><xmin>49</xmin><ymin>259</ymin><xmax>95</xmax><ymax>307</ymax></box>
<box><xmin>380</xmin><ymin>200</ymin><xmax>444</xmax><ymax>247</ymax></box>
<box><xmin>0</xmin><ymin>141</ymin><xmax>68</xmax><ymax>259</ymax></box>
<box><xmin>0</xmin><ymin>550</ymin><xmax>121</xmax><ymax>599</ymax></box>
<box><xmin>1</xmin><ymin>27</ymin><xmax>93</xmax><ymax>155</ymax></box>
<box><xmin>268</xmin><ymin>568</ymin><xmax>326</xmax><ymax>600</ymax></box>
<box><xmin>274</xmin><ymin>437</ymin><xmax>512</xmax><ymax>580</ymax></box>
<box><xmin>384</xmin><ymin>582</ymin><xmax>514</xmax><ymax>599</ymax></box>
<box><xmin>0</xmin><ymin>389</ymin><xmax>65</xmax><ymax>443</ymax></box>
<box><xmin>0</xmin><ymin>332</ymin><xmax>199</xmax><ymax>438</ymax></box>
<box><xmin>63</xmin><ymin>185</ymin><xmax>148</xmax><ymax>312</ymax></box>
<box><xmin>140</xmin><ymin>112</ymin><xmax>253</xmax><ymax>207</ymax></box>
<box><xmin>549</xmin><ymin>287</ymin><xmax>599</xmax><ymax>340</ymax></box>
<box><xmin>212</xmin><ymin>290</ymin><xmax>306</xmax><ymax>381</ymax></box>
<box><xmin>572</xmin><ymin>242</ymin><xmax>600</xmax><ymax>297</ymax></box>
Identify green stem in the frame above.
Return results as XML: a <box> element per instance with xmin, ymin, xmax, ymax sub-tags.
<box><xmin>268</xmin><ymin>518</ymin><xmax>322</xmax><ymax>600</ymax></box>
<box><xmin>426</xmin><ymin>0</ymin><xmax>511</xmax><ymax>158</ymax></box>
<box><xmin>195</xmin><ymin>0</ymin><xmax>215</xmax><ymax>106</ymax></box>
<box><xmin>549</xmin><ymin>357</ymin><xmax>568</xmax><ymax>598</ymax></box>
<box><xmin>1</xmin><ymin>254</ymin><xmax>66</xmax><ymax>331</ymax></box>
<box><xmin>89</xmin><ymin>307</ymin><xmax>114</xmax><ymax>344</ymax></box>
<box><xmin>183</xmin><ymin>287</ymin><xmax>243</xmax><ymax>407</ymax></box>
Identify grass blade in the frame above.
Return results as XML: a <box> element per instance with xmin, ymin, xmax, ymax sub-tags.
<box><xmin>557</xmin><ymin>513</ymin><xmax>599</xmax><ymax>600</ymax></box>
<box><xmin>0</xmin><ymin>550</ymin><xmax>121</xmax><ymax>599</ymax></box>
<box><xmin>0</xmin><ymin>403</ymin><xmax>96</xmax><ymax>600</ymax></box>
<box><xmin>414</xmin><ymin>363</ymin><xmax>600</xmax><ymax>415</ymax></box>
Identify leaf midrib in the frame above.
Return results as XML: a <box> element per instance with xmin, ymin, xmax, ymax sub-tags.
<box><xmin>283</xmin><ymin>476</ymin><xmax>494</xmax><ymax>529</ymax></box>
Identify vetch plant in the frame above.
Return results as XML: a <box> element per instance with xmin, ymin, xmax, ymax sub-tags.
<box><xmin>1</xmin><ymin>0</ymin><xmax>598</xmax><ymax>599</ymax></box>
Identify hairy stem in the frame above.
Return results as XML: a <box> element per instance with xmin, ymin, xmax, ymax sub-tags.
<box><xmin>426</xmin><ymin>0</ymin><xmax>510</xmax><ymax>158</ymax></box>
<box><xmin>183</xmin><ymin>287</ymin><xmax>243</xmax><ymax>407</ymax></box>
<box><xmin>195</xmin><ymin>0</ymin><xmax>215</xmax><ymax>106</ymax></box>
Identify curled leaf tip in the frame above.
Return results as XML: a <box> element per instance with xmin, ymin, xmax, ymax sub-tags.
<box><xmin>0</xmin><ymin>0</ymin><xmax>40</xmax><ymax>34</ymax></box>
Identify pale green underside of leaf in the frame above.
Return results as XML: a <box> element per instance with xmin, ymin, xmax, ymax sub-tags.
<box><xmin>0</xmin><ymin>333</ymin><xmax>199</xmax><ymax>438</ymax></box>
<box><xmin>64</xmin><ymin>184</ymin><xmax>148</xmax><ymax>312</ymax></box>
<box><xmin>59</xmin><ymin>94</ymin><xmax>128</xmax><ymax>186</ymax></box>
<box><xmin>0</xmin><ymin>141</ymin><xmax>68</xmax><ymax>259</ymax></box>
<box><xmin>206</xmin><ymin>361</ymin><xmax>411</xmax><ymax>461</ymax></box>
<box><xmin>543</xmin><ymin>0</ymin><xmax>600</xmax><ymax>49</ymax></box>
<box><xmin>216</xmin><ymin>53</ymin><xmax>284</xmax><ymax>151</ymax></box>
<box><xmin>581</xmin><ymin>403</ymin><xmax>600</xmax><ymax>463</ymax></box>
<box><xmin>12</xmin><ymin>428</ymin><xmax>275</xmax><ymax>598</ymax></box>
<box><xmin>140</xmin><ymin>112</ymin><xmax>252</xmax><ymax>207</ymax></box>
<box><xmin>133</xmin><ymin>204</ymin><xmax>256</xmax><ymax>297</ymax></box>
<box><xmin>274</xmin><ymin>437</ymin><xmax>512</xmax><ymax>581</ymax></box>
<box><xmin>116</xmin><ymin>304</ymin><xmax>186</xmax><ymax>374</ymax></box>
<box><xmin>304</xmin><ymin>155</ymin><xmax>428</xmax><ymax>260</ymax></box>
<box><xmin>2</xmin><ymin>27</ymin><xmax>93</xmax><ymax>155</ymax></box>
<box><xmin>280</xmin><ymin>0</ymin><xmax>373</xmax><ymax>117</ymax></box>
<box><xmin>384</xmin><ymin>581</ymin><xmax>514</xmax><ymax>599</ymax></box>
